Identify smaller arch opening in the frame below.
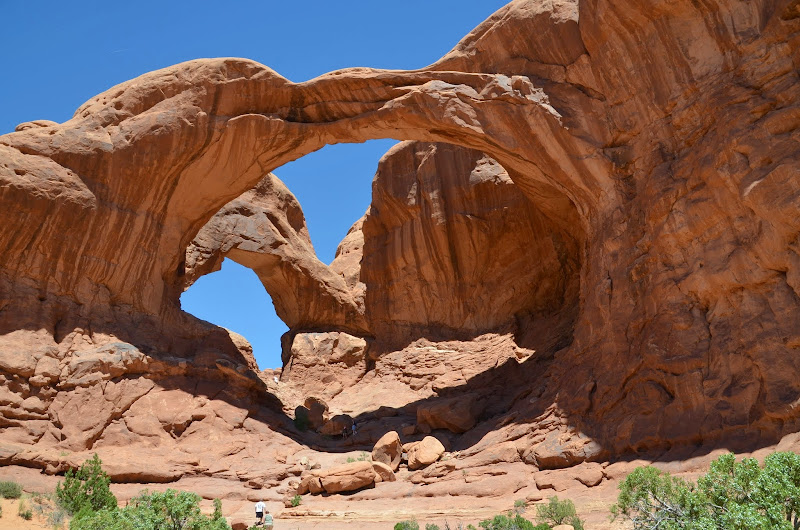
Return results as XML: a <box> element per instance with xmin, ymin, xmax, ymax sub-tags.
<box><xmin>180</xmin><ymin>258</ymin><xmax>287</xmax><ymax>369</ymax></box>
<box><xmin>273</xmin><ymin>139</ymin><xmax>399</xmax><ymax>265</ymax></box>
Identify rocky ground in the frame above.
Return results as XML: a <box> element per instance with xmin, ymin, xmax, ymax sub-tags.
<box><xmin>2</xmin><ymin>433</ymin><xmax>800</xmax><ymax>528</ymax></box>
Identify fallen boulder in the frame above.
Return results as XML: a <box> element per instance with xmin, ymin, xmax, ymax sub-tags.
<box><xmin>319</xmin><ymin>414</ymin><xmax>353</xmax><ymax>436</ymax></box>
<box><xmin>303</xmin><ymin>397</ymin><xmax>329</xmax><ymax>431</ymax></box>
<box><xmin>407</xmin><ymin>436</ymin><xmax>445</xmax><ymax>470</ymax></box>
<box><xmin>372</xmin><ymin>430</ymin><xmax>402</xmax><ymax>471</ymax></box>
<box><xmin>297</xmin><ymin>461</ymin><xmax>377</xmax><ymax>495</ymax></box>
<box><xmin>372</xmin><ymin>461</ymin><xmax>396</xmax><ymax>482</ymax></box>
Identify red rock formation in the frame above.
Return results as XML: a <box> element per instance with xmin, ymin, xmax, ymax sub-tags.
<box><xmin>183</xmin><ymin>174</ymin><xmax>367</xmax><ymax>334</ymax></box>
<box><xmin>0</xmin><ymin>0</ymin><xmax>798</xmax><ymax>509</ymax></box>
<box><xmin>359</xmin><ymin>141</ymin><xmax>579</xmax><ymax>349</ymax></box>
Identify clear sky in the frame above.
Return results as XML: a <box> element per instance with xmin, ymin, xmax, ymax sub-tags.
<box><xmin>1</xmin><ymin>0</ymin><xmax>509</xmax><ymax>369</ymax></box>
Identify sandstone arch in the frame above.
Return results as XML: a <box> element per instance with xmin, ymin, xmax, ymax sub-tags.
<box><xmin>0</xmin><ymin>56</ymin><xmax>601</xmax><ymax>321</ymax></box>
<box><xmin>0</xmin><ymin>0</ymin><xmax>799</xmax><ymax>470</ymax></box>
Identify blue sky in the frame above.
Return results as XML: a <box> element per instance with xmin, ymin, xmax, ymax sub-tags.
<box><xmin>1</xmin><ymin>1</ymin><xmax>508</xmax><ymax>368</ymax></box>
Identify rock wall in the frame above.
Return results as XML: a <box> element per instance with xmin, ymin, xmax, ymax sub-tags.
<box><xmin>359</xmin><ymin>142</ymin><xmax>580</xmax><ymax>349</ymax></box>
<box><xmin>0</xmin><ymin>0</ymin><xmax>798</xmax><ymax>481</ymax></box>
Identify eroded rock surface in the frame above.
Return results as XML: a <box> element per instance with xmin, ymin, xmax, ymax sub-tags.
<box><xmin>0</xmin><ymin>0</ymin><xmax>799</xmax><ymax>513</ymax></box>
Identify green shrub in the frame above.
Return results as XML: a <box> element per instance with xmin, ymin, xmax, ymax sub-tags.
<box><xmin>611</xmin><ymin>451</ymin><xmax>800</xmax><ymax>529</ymax></box>
<box><xmin>477</xmin><ymin>513</ymin><xmax>538</xmax><ymax>530</ymax></box>
<box><xmin>70</xmin><ymin>506</ymin><xmax>126</xmax><ymax>530</ymax></box>
<box><xmin>55</xmin><ymin>453</ymin><xmax>117</xmax><ymax>515</ymax></box>
<box><xmin>70</xmin><ymin>489</ymin><xmax>231</xmax><ymax>530</ymax></box>
<box><xmin>536</xmin><ymin>496</ymin><xmax>584</xmax><ymax>530</ymax></box>
<box><xmin>291</xmin><ymin>494</ymin><xmax>302</xmax><ymax>507</ymax></box>
<box><xmin>212</xmin><ymin>498</ymin><xmax>223</xmax><ymax>521</ymax></box>
<box><xmin>426</xmin><ymin>524</ymin><xmax>441</xmax><ymax>530</ymax></box>
<box><xmin>0</xmin><ymin>481</ymin><xmax>22</xmax><ymax>499</ymax></box>
<box><xmin>395</xmin><ymin>520</ymin><xmax>420</xmax><ymax>530</ymax></box>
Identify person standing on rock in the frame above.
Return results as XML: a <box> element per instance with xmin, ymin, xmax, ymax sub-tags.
<box><xmin>263</xmin><ymin>509</ymin><xmax>274</xmax><ymax>530</ymax></box>
<box><xmin>254</xmin><ymin>500</ymin><xmax>266</xmax><ymax>525</ymax></box>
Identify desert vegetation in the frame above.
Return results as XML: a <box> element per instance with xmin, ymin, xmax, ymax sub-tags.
<box><xmin>0</xmin><ymin>480</ymin><xmax>22</xmax><ymax>499</ymax></box>
<box><xmin>48</xmin><ymin>454</ymin><xmax>229</xmax><ymax>529</ymax></box>
<box><xmin>612</xmin><ymin>451</ymin><xmax>800</xmax><ymax>529</ymax></box>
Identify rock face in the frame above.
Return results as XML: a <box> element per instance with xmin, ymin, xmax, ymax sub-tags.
<box><xmin>417</xmin><ymin>393</ymin><xmax>484</xmax><ymax>434</ymax></box>
<box><xmin>358</xmin><ymin>141</ymin><xmax>580</xmax><ymax>348</ymax></box>
<box><xmin>284</xmin><ymin>332</ymin><xmax>370</xmax><ymax>401</ymax></box>
<box><xmin>0</xmin><ymin>0</ymin><xmax>799</xmax><ymax>501</ymax></box>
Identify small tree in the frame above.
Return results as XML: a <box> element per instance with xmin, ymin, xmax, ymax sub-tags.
<box><xmin>55</xmin><ymin>453</ymin><xmax>117</xmax><ymax>515</ymax></box>
<box><xmin>611</xmin><ymin>452</ymin><xmax>800</xmax><ymax>530</ymax></box>
<box><xmin>610</xmin><ymin>465</ymin><xmax>700</xmax><ymax>528</ymax></box>
<box><xmin>212</xmin><ymin>498</ymin><xmax>223</xmax><ymax>521</ymax></box>
<box><xmin>536</xmin><ymin>496</ymin><xmax>584</xmax><ymax>530</ymax></box>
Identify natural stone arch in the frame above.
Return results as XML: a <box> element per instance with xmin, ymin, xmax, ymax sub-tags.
<box><xmin>0</xmin><ymin>58</ymin><xmax>607</xmax><ymax>319</ymax></box>
<box><xmin>1</xmin><ymin>0</ymin><xmax>798</xmax><ymax>463</ymax></box>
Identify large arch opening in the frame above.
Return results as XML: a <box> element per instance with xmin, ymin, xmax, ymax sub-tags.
<box><xmin>180</xmin><ymin>134</ymin><xmax>585</xmax><ymax>444</ymax></box>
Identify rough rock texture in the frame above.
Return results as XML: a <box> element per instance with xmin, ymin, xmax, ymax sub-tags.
<box><xmin>358</xmin><ymin>141</ymin><xmax>579</xmax><ymax>348</ymax></box>
<box><xmin>0</xmin><ymin>0</ymin><xmax>798</xmax><ymax>511</ymax></box>
<box><xmin>285</xmin><ymin>332</ymin><xmax>369</xmax><ymax>398</ymax></box>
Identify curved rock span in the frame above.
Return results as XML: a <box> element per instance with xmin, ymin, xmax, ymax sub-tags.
<box><xmin>0</xmin><ymin>0</ymin><xmax>799</xmax><ymax>506</ymax></box>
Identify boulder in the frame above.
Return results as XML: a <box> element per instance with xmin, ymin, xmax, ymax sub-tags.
<box><xmin>372</xmin><ymin>431</ymin><xmax>402</xmax><ymax>471</ymax></box>
<box><xmin>318</xmin><ymin>461</ymin><xmax>376</xmax><ymax>494</ymax></box>
<box><xmin>0</xmin><ymin>349</ymin><xmax>37</xmax><ymax>377</ymax></box>
<box><xmin>407</xmin><ymin>436</ymin><xmax>445</xmax><ymax>470</ymax></box>
<box><xmin>533</xmin><ymin>470</ymin><xmax>578</xmax><ymax>492</ymax></box>
<box><xmin>574</xmin><ymin>462</ymin><xmax>604</xmax><ymax>487</ymax></box>
<box><xmin>371</xmin><ymin>461</ymin><xmax>396</xmax><ymax>482</ymax></box>
<box><xmin>523</xmin><ymin>431</ymin><xmax>603</xmax><ymax>470</ymax></box>
<box><xmin>296</xmin><ymin>473</ymin><xmax>325</xmax><ymax>495</ymax></box>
